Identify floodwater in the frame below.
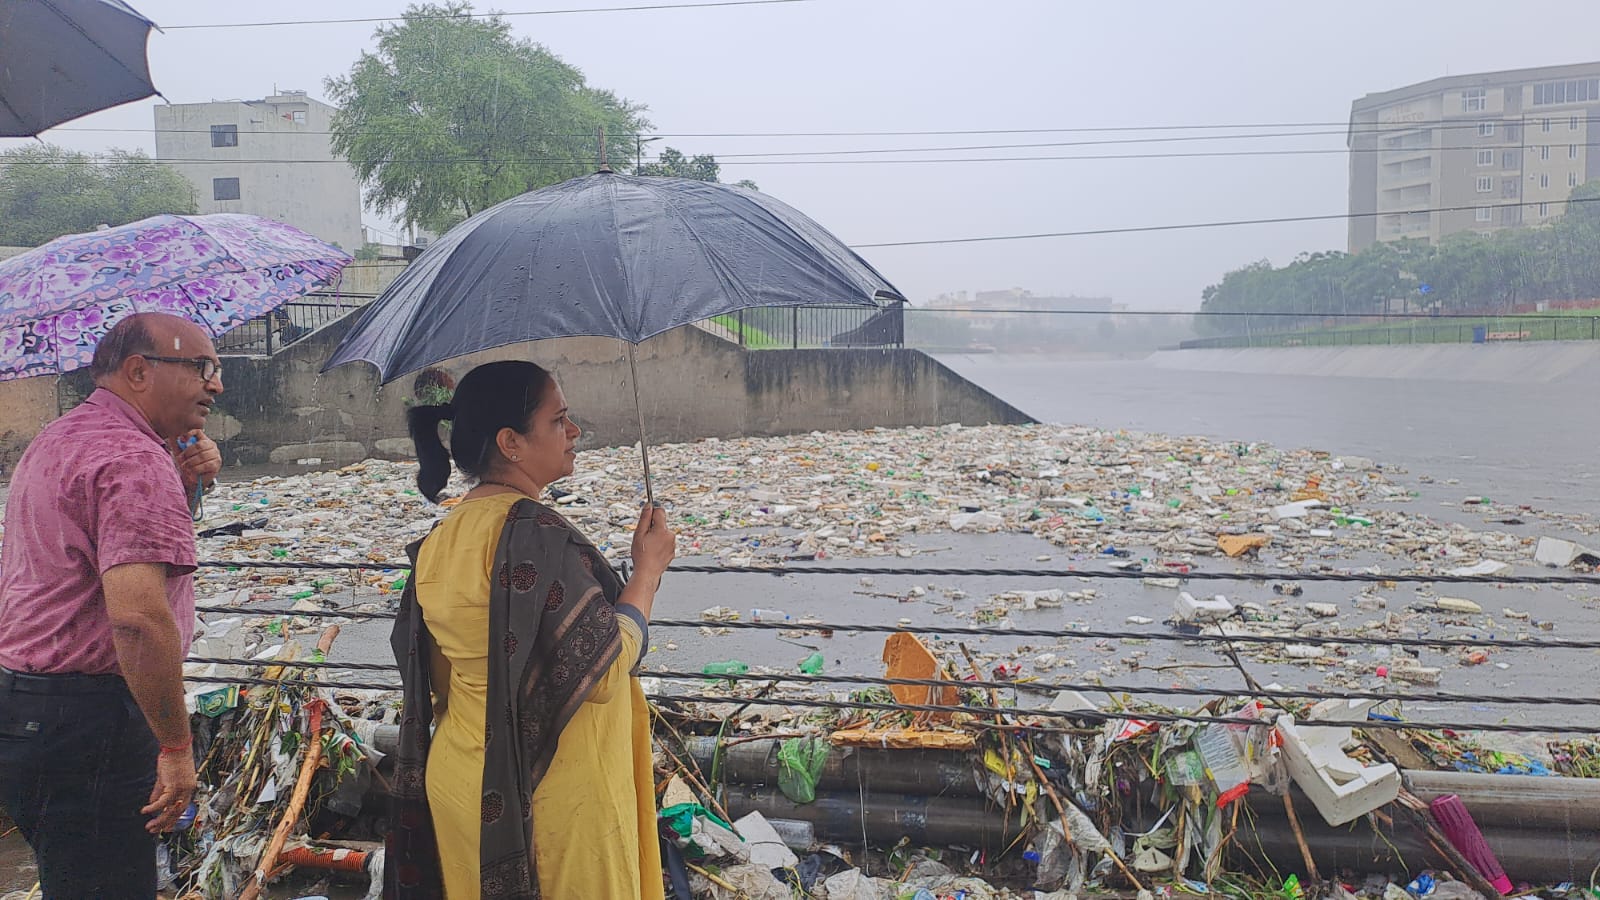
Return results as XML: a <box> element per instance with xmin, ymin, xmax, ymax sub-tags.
<box><xmin>933</xmin><ymin>351</ymin><xmax>1600</xmax><ymax>516</ymax></box>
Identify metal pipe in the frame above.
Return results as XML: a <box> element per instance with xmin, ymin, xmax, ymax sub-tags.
<box><xmin>681</xmin><ymin>738</ymin><xmax>1600</xmax><ymax>829</ymax></box>
<box><xmin>716</xmin><ymin>785</ymin><xmax>1600</xmax><ymax>882</ymax></box>
<box><xmin>680</xmin><ymin>736</ymin><xmax>984</xmax><ymax>799</ymax></box>
<box><xmin>719</xmin><ymin>785</ymin><xmax>1026</xmax><ymax>849</ymax></box>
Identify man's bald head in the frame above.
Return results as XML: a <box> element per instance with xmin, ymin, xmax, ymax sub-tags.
<box><xmin>90</xmin><ymin>313</ymin><xmax>207</xmax><ymax>384</ymax></box>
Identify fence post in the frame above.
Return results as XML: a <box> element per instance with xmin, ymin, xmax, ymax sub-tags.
<box><xmin>265</xmin><ymin>316</ymin><xmax>274</xmax><ymax>356</ymax></box>
<box><xmin>738</xmin><ymin>308</ymin><xmax>745</xmax><ymax>347</ymax></box>
<box><xmin>792</xmin><ymin>306</ymin><xmax>799</xmax><ymax>349</ymax></box>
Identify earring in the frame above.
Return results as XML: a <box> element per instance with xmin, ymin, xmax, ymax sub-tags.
<box><xmin>512</xmin><ymin>455</ymin><xmax>520</xmax><ymax>461</ymax></box>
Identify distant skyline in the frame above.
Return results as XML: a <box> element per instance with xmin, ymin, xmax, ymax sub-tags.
<box><xmin>9</xmin><ymin>0</ymin><xmax>1600</xmax><ymax>308</ymax></box>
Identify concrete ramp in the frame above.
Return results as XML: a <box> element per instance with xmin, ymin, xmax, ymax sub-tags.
<box><xmin>1152</xmin><ymin>342</ymin><xmax>1600</xmax><ymax>385</ymax></box>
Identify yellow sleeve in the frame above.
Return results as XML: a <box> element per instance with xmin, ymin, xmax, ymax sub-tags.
<box><xmin>586</xmin><ymin>614</ymin><xmax>642</xmax><ymax>706</ymax></box>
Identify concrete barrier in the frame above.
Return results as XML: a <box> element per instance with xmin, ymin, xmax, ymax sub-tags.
<box><xmin>0</xmin><ymin>317</ymin><xmax>1033</xmax><ymax>467</ymax></box>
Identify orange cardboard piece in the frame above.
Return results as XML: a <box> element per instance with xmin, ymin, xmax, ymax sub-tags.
<box><xmin>1217</xmin><ymin>533</ymin><xmax>1271</xmax><ymax>558</ymax></box>
<box><xmin>829</xmin><ymin>727</ymin><xmax>976</xmax><ymax>750</ymax></box>
<box><xmin>881</xmin><ymin>631</ymin><xmax>959</xmax><ymax>708</ymax></box>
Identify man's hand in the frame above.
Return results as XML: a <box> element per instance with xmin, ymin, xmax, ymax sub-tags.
<box><xmin>142</xmin><ymin>749</ymin><xmax>197</xmax><ymax>833</ymax></box>
<box><xmin>174</xmin><ymin>430</ymin><xmax>221</xmax><ymax>494</ymax></box>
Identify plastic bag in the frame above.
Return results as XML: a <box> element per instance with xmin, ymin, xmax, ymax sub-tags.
<box><xmin>777</xmin><ymin>736</ymin><xmax>829</xmax><ymax>804</ymax></box>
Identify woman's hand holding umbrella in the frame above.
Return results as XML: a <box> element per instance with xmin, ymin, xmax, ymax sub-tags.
<box><xmin>621</xmin><ymin>503</ymin><xmax>676</xmax><ymax>617</ymax></box>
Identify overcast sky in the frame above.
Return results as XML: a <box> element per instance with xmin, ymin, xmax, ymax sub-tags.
<box><xmin>15</xmin><ymin>0</ymin><xmax>1600</xmax><ymax>308</ymax></box>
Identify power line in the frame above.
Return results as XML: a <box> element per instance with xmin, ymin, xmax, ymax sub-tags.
<box><xmin>162</xmin><ymin>0</ymin><xmax>815</xmax><ymax>30</ymax></box>
<box><xmin>4</xmin><ymin>143</ymin><xmax>1582</xmax><ymax>166</ymax></box>
<box><xmin>41</xmin><ymin>117</ymin><xmax>1585</xmax><ymax>139</ymax></box>
<box><xmin>849</xmin><ymin>197</ymin><xmax>1598</xmax><ymax>249</ymax></box>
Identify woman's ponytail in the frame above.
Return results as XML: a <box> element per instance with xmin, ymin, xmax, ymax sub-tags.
<box><xmin>407</xmin><ymin>402</ymin><xmax>455</xmax><ymax>502</ymax></box>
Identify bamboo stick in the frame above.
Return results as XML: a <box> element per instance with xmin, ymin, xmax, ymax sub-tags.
<box><xmin>1282</xmin><ymin>789</ymin><xmax>1321</xmax><ymax>883</ymax></box>
<box><xmin>235</xmin><ymin>700</ymin><xmax>326</xmax><ymax>900</ymax></box>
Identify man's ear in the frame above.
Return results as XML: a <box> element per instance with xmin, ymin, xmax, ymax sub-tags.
<box><xmin>119</xmin><ymin>354</ymin><xmax>152</xmax><ymax>391</ymax></box>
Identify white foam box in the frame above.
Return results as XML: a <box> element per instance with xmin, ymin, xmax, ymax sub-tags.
<box><xmin>1275</xmin><ymin>700</ymin><xmax>1401</xmax><ymax>826</ymax></box>
<box><xmin>1174</xmin><ymin>591</ymin><xmax>1234</xmax><ymax>623</ymax></box>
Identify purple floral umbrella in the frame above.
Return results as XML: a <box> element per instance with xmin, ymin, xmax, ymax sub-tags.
<box><xmin>0</xmin><ymin>213</ymin><xmax>352</xmax><ymax>380</ymax></box>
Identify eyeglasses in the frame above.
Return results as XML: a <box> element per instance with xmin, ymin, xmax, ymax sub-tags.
<box><xmin>142</xmin><ymin>355</ymin><xmax>223</xmax><ymax>382</ymax></box>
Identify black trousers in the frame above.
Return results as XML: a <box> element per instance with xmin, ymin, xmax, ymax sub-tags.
<box><xmin>0</xmin><ymin>668</ymin><xmax>159</xmax><ymax>899</ymax></box>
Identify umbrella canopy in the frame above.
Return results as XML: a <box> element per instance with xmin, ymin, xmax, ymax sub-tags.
<box><xmin>0</xmin><ymin>213</ymin><xmax>351</xmax><ymax>380</ymax></box>
<box><xmin>323</xmin><ymin>171</ymin><xmax>904</xmax><ymax>382</ymax></box>
<box><xmin>0</xmin><ymin>0</ymin><xmax>160</xmax><ymax>137</ymax></box>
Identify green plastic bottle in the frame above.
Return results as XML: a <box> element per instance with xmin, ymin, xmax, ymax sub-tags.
<box><xmin>799</xmin><ymin>652</ymin><xmax>824</xmax><ymax>674</ymax></box>
<box><xmin>702</xmin><ymin>660</ymin><xmax>749</xmax><ymax>676</ymax></box>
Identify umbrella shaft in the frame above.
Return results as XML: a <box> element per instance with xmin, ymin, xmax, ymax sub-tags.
<box><xmin>626</xmin><ymin>343</ymin><xmax>654</xmax><ymax>506</ymax></box>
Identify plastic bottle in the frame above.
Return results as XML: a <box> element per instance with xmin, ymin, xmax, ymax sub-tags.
<box><xmin>799</xmin><ymin>652</ymin><xmax>824</xmax><ymax>674</ymax></box>
<box><xmin>750</xmin><ymin>608</ymin><xmax>792</xmax><ymax>623</ymax></box>
<box><xmin>702</xmin><ymin>660</ymin><xmax>749</xmax><ymax>676</ymax></box>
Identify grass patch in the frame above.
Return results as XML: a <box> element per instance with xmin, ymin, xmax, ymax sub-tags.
<box><xmin>710</xmin><ymin>314</ymin><xmax>783</xmax><ymax>348</ymax></box>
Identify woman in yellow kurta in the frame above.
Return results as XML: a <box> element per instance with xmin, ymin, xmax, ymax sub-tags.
<box><xmin>384</xmin><ymin>361</ymin><xmax>676</xmax><ymax>900</ymax></box>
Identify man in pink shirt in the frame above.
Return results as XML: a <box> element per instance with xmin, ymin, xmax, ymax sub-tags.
<box><xmin>0</xmin><ymin>312</ymin><xmax>223</xmax><ymax>898</ymax></box>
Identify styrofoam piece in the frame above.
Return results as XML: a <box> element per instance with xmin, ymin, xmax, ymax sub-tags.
<box><xmin>1535</xmin><ymin>536</ymin><xmax>1600</xmax><ymax>568</ymax></box>
<box><xmin>1174</xmin><ymin>591</ymin><xmax>1234</xmax><ymax>623</ymax></box>
<box><xmin>950</xmin><ymin>511</ymin><xmax>1004</xmax><ymax>531</ymax></box>
<box><xmin>1272</xmin><ymin>499</ymin><xmax>1324</xmax><ymax>520</ymax></box>
<box><xmin>733</xmin><ymin>810</ymin><xmax>799</xmax><ymax>869</ymax></box>
<box><xmin>1047</xmin><ymin>690</ymin><xmax>1100</xmax><ymax>713</ymax></box>
<box><xmin>1434</xmin><ymin>596</ymin><xmax>1482</xmax><ymax>614</ymax></box>
<box><xmin>1275</xmin><ymin>700</ymin><xmax>1401</xmax><ymax>826</ymax></box>
<box><xmin>1447</xmin><ymin>559</ymin><xmax>1510</xmax><ymax>577</ymax></box>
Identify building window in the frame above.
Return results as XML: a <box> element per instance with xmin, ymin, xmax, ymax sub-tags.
<box><xmin>1541</xmin><ymin>173</ymin><xmax>1550</xmax><ymax>189</ymax></box>
<box><xmin>1477</xmin><ymin>149</ymin><xmax>1494</xmax><ymax>166</ymax></box>
<box><xmin>1539</xmin><ymin>201</ymin><xmax>1551</xmax><ymax>217</ymax></box>
<box><xmin>1475</xmin><ymin>206</ymin><xmax>1493</xmax><ymax>222</ymax></box>
<box><xmin>1478</xmin><ymin>121</ymin><xmax>1496</xmax><ymax>137</ymax></box>
<box><xmin>291</xmin><ymin>110</ymin><xmax>307</xmax><ymax>125</ymax></box>
<box><xmin>1462</xmin><ymin>88</ymin><xmax>1487</xmax><ymax>112</ymax></box>
<box><xmin>1503</xmin><ymin>150</ymin><xmax>1518</xmax><ymax>168</ymax></box>
<box><xmin>209</xmin><ymin>125</ymin><xmax>237</xmax><ymax>148</ymax></box>
<box><xmin>1543</xmin><ymin>118</ymin><xmax>1552</xmax><ymax>133</ymax></box>
<box><xmin>1571</xmin><ymin>144</ymin><xmax>1581</xmax><ymax>159</ymax></box>
<box><xmin>1572</xmin><ymin>116</ymin><xmax>1582</xmax><ymax>130</ymax></box>
<box><xmin>1541</xmin><ymin>145</ymin><xmax>1552</xmax><ymax>160</ymax></box>
<box><xmin>1571</xmin><ymin>171</ymin><xmax>1580</xmax><ymax>187</ymax></box>
<box><xmin>212</xmin><ymin>177</ymin><xmax>241</xmax><ymax>201</ymax></box>
<box><xmin>1477</xmin><ymin>175</ymin><xmax>1494</xmax><ymax>192</ymax></box>
<box><xmin>1535</xmin><ymin>77</ymin><xmax>1600</xmax><ymax>105</ymax></box>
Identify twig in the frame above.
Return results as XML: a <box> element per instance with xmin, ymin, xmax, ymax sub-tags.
<box><xmin>686</xmin><ymin>861</ymin><xmax>745</xmax><ymax>896</ymax></box>
<box><xmin>1282</xmin><ymin>790</ymin><xmax>1321</xmax><ymax>883</ymax></box>
<box><xmin>721</xmin><ymin>732</ymin><xmax>809</xmax><ymax>748</ymax></box>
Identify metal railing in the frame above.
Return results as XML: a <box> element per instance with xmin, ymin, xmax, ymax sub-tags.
<box><xmin>720</xmin><ymin>301</ymin><xmax>905</xmax><ymax>349</ymax></box>
<box><xmin>215</xmin><ymin>294</ymin><xmax>372</xmax><ymax>357</ymax></box>
<box><xmin>1180</xmin><ymin>315</ymin><xmax>1600</xmax><ymax>349</ymax></box>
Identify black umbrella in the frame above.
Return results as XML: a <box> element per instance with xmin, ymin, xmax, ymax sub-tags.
<box><xmin>324</xmin><ymin>170</ymin><xmax>905</xmax><ymax>501</ymax></box>
<box><xmin>0</xmin><ymin>0</ymin><xmax>160</xmax><ymax>137</ymax></box>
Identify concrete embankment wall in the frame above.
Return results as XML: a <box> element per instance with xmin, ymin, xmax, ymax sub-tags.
<box><xmin>0</xmin><ymin>320</ymin><xmax>1033</xmax><ymax>469</ymax></box>
<box><xmin>1152</xmin><ymin>341</ymin><xmax>1600</xmax><ymax>384</ymax></box>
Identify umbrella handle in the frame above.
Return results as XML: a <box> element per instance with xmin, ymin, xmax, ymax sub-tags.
<box><xmin>626</xmin><ymin>343</ymin><xmax>655</xmax><ymax>507</ymax></box>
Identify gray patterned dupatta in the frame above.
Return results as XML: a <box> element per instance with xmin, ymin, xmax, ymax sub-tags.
<box><xmin>386</xmin><ymin>499</ymin><xmax>626</xmax><ymax>899</ymax></box>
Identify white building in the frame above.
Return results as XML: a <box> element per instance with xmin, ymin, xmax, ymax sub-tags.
<box><xmin>154</xmin><ymin>91</ymin><xmax>364</xmax><ymax>251</ymax></box>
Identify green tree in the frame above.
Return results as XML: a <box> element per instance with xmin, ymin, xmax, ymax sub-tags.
<box><xmin>326</xmin><ymin>1</ymin><xmax>649</xmax><ymax>233</ymax></box>
<box><xmin>637</xmin><ymin>146</ymin><xmax>759</xmax><ymax>190</ymax></box>
<box><xmin>0</xmin><ymin>145</ymin><xmax>196</xmax><ymax>246</ymax></box>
